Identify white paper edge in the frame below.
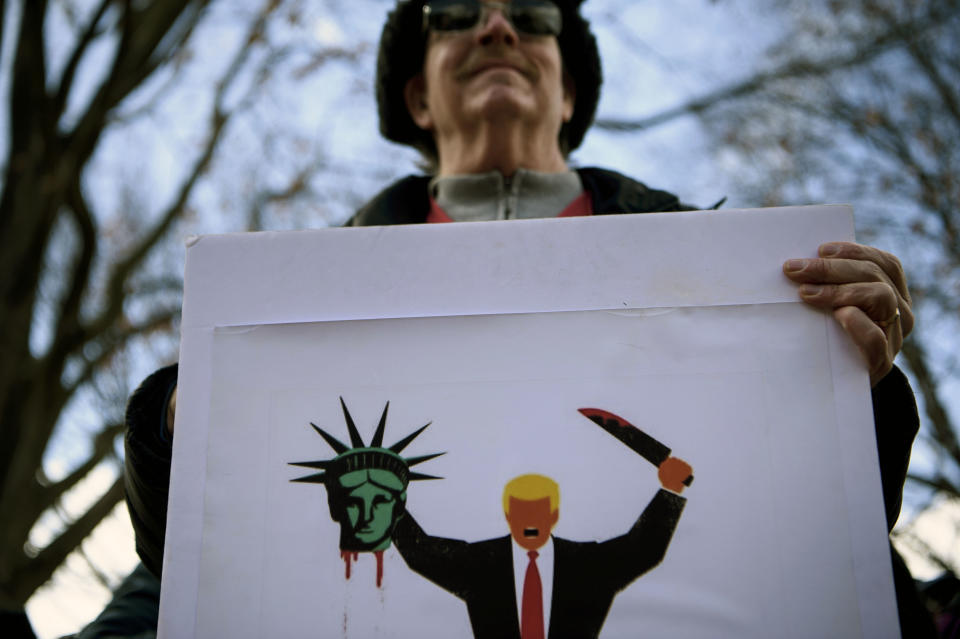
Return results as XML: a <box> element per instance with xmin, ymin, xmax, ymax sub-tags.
<box><xmin>178</xmin><ymin>205</ymin><xmax>854</xmax><ymax>327</ymax></box>
<box><xmin>156</xmin><ymin>327</ymin><xmax>211</xmax><ymax>639</ymax></box>
<box><xmin>827</xmin><ymin>317</ymin><xmax>901</xmax><ymax>638</ymax></box>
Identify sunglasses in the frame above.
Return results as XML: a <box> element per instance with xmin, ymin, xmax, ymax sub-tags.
<box><xmin>422</xmin><ymin>0</ymin><xmax>563</xmax><ymax>37</ymax></box>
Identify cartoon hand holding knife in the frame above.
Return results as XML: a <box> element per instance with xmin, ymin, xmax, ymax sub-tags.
<box><xmin>578</xmin><ymin>408</ymin><xmax>694</xmax><ymax>494</ymax></box>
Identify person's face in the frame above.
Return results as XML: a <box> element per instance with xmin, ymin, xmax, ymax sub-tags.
<box><xmin>505</xmin><ymin>496</ymin><xmax>558</xmax><ymax>550</ymax></box>
<box><xmin>405</xmin><ymin>1</ymin><xmax>575</xmax><ymax>149</ymax></box>
<box><xmin>335</xmin><ymin>469</ymin><xmax>404</xmax><ymax>550</ymax></box>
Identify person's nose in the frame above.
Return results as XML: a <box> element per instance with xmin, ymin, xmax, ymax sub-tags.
<box><xmin>475</xmin><ymin>5</ymin><xmax>518</xmax><ymax>47</ymax></box>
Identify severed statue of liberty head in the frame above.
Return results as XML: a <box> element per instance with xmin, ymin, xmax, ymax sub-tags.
<box><xmin>290</xmin><ymin>398</ymin><xmax>443</xmax><ymax>553</ymax></box>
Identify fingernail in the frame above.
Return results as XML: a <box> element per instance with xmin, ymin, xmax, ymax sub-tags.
<box><xmin>785</xmin><ymin>259</ymin><xmax>807</xmax><ymax>272</ymax></box>
<box><xmin>800</xmin><ymin>284</ymin><xmax>822</xmax><ymax>296</ymax></box>
<box><xmin>820</xmin><ymin>244</ymin><xmax>841</xmax><ymax>257</ymax></box>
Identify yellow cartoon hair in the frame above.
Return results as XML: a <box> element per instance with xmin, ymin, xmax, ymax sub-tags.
<box><xmin>502</xmin><ymin>474</ymin><xmax>560</xmax><ymax>514</ymax></box>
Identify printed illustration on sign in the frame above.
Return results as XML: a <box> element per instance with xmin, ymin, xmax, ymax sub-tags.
<box><xmin>391</xmin><ymin>406</ymin><xmax>694</xmax><ymax>638</ymax></box>
<box><xmin>289</xmin><ymin>397</ymin><xmax>444</xmax><ymax>586</ymax></box>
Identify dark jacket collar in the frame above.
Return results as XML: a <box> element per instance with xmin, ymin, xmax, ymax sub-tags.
<box><xmin>347</xmin><ymin>167</ymin><xmax>689</xmax><ymax>227</ymax></box>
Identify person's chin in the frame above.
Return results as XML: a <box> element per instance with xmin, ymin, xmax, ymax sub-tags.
<box><xmin>473</xmin><ymin>66</ymin><xmax>525</xmax><ymax>82</ymax></box>
<box><xmin>470</xmin><ymin>91</ymin><xmax>536</xmax><ymax>122</ymax></box>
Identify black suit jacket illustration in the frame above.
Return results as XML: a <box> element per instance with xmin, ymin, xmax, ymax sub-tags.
<box><xmin>392</xmin><ymin>488</ymin><xmax>686</xmax><ymax>639</ymax></box>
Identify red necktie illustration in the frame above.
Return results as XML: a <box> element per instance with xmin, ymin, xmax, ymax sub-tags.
<box><xmin>521</xmin><ymin>550</ymin><xmax>545</xmax><ymax>639</ymax></box>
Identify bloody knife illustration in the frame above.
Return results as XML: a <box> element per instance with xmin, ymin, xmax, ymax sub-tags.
<box><xmin>578</xmin><ymin>408</ymin><xmax>694</xmax><ymax>486</ymax></box>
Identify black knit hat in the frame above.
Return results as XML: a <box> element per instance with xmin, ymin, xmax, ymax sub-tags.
<box><xmin>376</xmin><ymin>0</ymin><xmax>603</xmax><ymax>163</ymax></box>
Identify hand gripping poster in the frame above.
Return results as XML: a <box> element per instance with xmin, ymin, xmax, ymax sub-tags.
<box><xmin>165</xmin><ymin>207</ymin><xmax>900</xmax><ymax>638</ymax></box>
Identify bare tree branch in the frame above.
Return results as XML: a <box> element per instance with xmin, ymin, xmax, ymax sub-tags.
<box><xmin>108</xmin><ymin>56</ymin><xmax>191</xmax><ymax>126</ymax></box>
<box><xmin>901</xmin><ymin>341</ymin><xmax>960</xmax><ymax>469</ymax></box>
<box><xmin>688</xmin><ymin>0</ymin><xmax>960</xmax><ymax>576</ymax></box>
<box><xmin>77</xmin><ymin>545</ymin><xmax>114</xmax><ymax>590</ymax></box>
<box><xmin>0</xmin><ymin>0</ymin><xmax>53</xmax><ymax>310</ymax></box>
<box><xmin>127</xmin><ymin>276</ymin><xmax>184</xmax><ymax>299</ymax></box>
<box><xmin>65</xmin><ymin>307</ymin><xmax>180</xmax><ymax>394</ymax></box>
<box><xmin>596</xmin><ymin>0</ymin><xmax>955</xmax><ymax>132</ymax></box>
<box><xmin>52</xmin><ymin>173</ymin><xmax>99</xmax><ymax>361</ymax></box>
<box><xmin>596</xmin><ymin>48</ymin><xmax>887</xmax><ymax>131</ymax></box>
<box><xmin>246</xmin><ymin>162</ymin><xmax>318</xmax><ymax>231</ymax></box>
<box><xmin>0</xmin><ymin>0</ymin><xmax>54</xmax><ymax>557</ymax></box>
<box><xmin>66</xmin><ymin>0</ymin><xmax>209</xmax><ymax>166</ymax></box>
<box><xmin>0</xmin><ymin>0</ymin><xmax>367</xmax><ymax>608</ymax></box>
<box><xmin>867</xmin><ymin>1</ymin><xmax>960</xmax><ymax>128</ymax></box>
<box><xmin>818</xmin><ymin>97</ymin><xmax>960</xmax><ymax>250</ymax></box>
<box><xmin>907</xmin><ymin>474</ymin><xmax>960</xmax><ymax>500</ymax></box>
<box><xmin>894</xmin><ymin>526</ymin><xmax>959</xmax><ymax>573</ymax></box>
<box><xmin>52</xmin><ymin>0</ymin><xmax>113</xmax><ymax>120</ymax></box>
<box><xmin>28</xmin><ymin>422</ymin><xmax>124</xmax><ymax>523</ymax></box>
<box><xmin>83</xmin><ymin>97</ymin><xmax>229</xmax><ymax>346</ymax></box>
<box><xmin>0</xmin><ymin>0</ymin><xmax>6</xmax><ymax>62</ymax></box>
<box><xmin>78</xmin><ymin>0</ymin><xmax>283</xmax><ymax>352</ymax></box>
<box><xmin>10</xmin><ymin>475</ymin><xmax>124</xmax><ymax>603</ymax></box>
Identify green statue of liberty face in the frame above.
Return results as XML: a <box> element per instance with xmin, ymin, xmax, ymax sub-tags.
<box><xmin>290</xmin><ymin>398</ymin><xmax>443</xmax><ymax>554</ymax></box>
<box><xmin>336</xmin><ymin>467</ymin><xmax>406</xmax><ymax>550</ymax></box>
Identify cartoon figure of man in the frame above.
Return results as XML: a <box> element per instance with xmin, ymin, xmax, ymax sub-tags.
<box><xmin>393</xmin><ymin>452</ymin><xmax>692</xmax><ymax>638</ymax></box>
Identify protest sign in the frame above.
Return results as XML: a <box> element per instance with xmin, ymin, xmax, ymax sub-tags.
<box><xmin>164</xmin><ymin>206</ymin><xmax>898</xmax><ymax>638</ymax></box>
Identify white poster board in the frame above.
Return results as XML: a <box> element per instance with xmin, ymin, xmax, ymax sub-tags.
<box><xmin>164</xmin><ymin>206</ymin><xmax>899</xmax><ymax>638</ymax></box>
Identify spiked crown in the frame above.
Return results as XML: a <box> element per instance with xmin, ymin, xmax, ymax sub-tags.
<box><xmin>290</xmin><ymin>397</ymin><xmax>443</xmax><ymax>488</ymax></box>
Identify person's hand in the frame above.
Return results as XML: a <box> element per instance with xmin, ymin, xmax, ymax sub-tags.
<box><xmin>658</xmin><ymin>457</ymin><xmax>693</xmax><ymax>493</ymax></box>
<box><xmin>783</xmin><ymin>242</ymin><xmax>914</xmax><ymax>387</ymax></box>
<box><xmin>166</xmin><ymin>385</ymin><xmax>177</xmax><ymax>437</ymax></box>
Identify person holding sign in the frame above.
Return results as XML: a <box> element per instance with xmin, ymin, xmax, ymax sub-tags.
<box><xmin>115</xmin><ymin>0</ymin><xmax>932</xmax><ymax>637</ymax></box>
